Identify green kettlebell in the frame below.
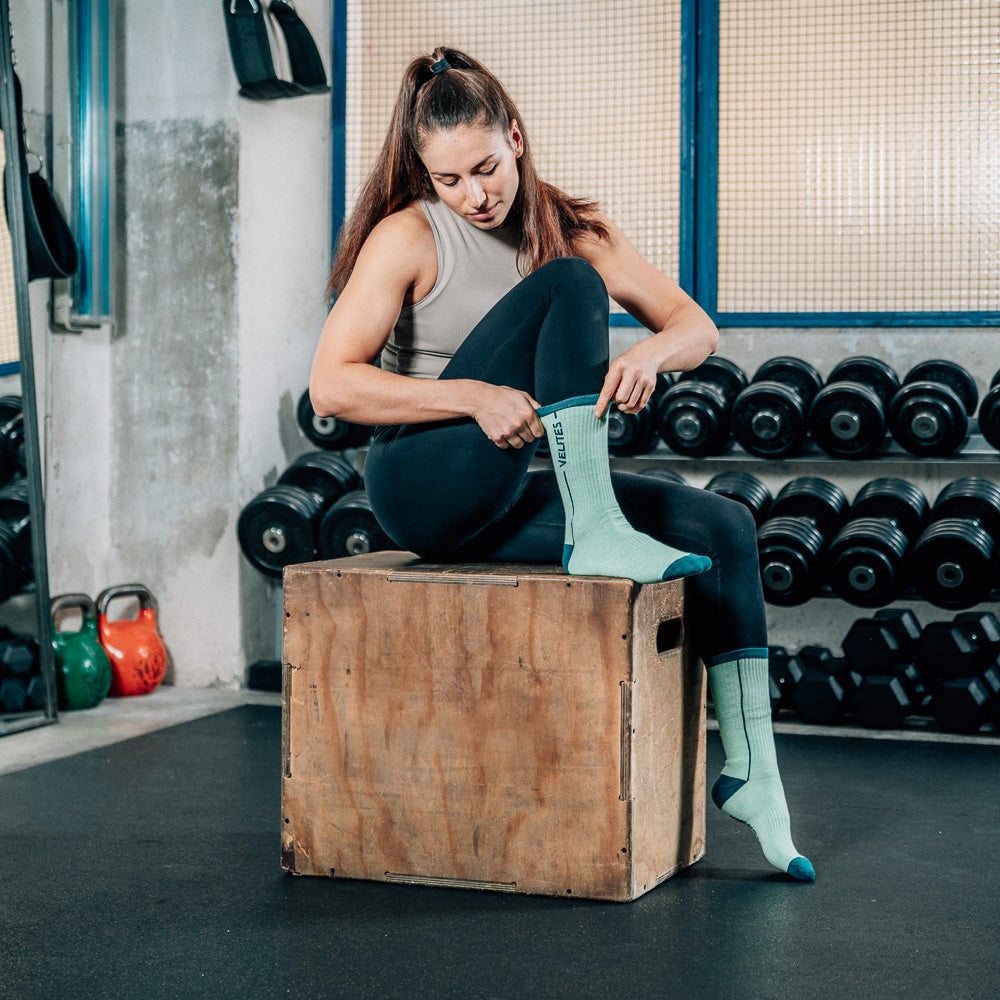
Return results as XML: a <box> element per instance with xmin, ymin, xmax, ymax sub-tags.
<box><xmin>52</xmin><ymin>593</ymin><xmax>112</xmax><ymax>711</ymax></box>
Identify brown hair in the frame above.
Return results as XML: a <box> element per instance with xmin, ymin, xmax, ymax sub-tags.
<box><xmin>327</xmin><ymin>46</ymin><xmax>608</xmax><ymax>296</ymax></box>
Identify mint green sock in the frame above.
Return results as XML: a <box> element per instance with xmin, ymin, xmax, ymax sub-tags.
<box><xmin>536</xmin><ymin>395</ymin><xmax>711</xmax><ymax>583</ymax></box>
<box><xmin>707</xmin><ymin>649</ymin><xmax>815</xmax><ymax>881</ymax></box>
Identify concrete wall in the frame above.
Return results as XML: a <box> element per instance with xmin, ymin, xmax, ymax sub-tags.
<box><xmin>14</xmin><ymin>0</ymin><xmax>331</xmax><ymax>687</ymax></box>
<box><xmin>8</xmin><ymin>1</ymin><xmax>999</xmax><ymax>682</ymax></box>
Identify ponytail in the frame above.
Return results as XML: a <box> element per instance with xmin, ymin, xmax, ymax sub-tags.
<box><xmin>327</xmin><ymin>47</ymin><xmax>608</xmax><ymax>296</ymax></box>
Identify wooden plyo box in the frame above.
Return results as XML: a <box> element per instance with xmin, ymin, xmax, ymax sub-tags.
<box><xmin>281</xmin><ymin>551</ymin><xmax>706</xmax><ymax>902</ymax></box>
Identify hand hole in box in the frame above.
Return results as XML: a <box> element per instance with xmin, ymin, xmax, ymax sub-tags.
<box><xmin>655</xmin><ymin>618</ymin><xmax>683</xmax><ymax>655</ymax></box>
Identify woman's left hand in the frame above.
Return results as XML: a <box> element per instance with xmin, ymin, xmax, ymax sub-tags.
<box><xmin>595</xmin><ymin>340</ymin><xmax>664</xmax><ymax>417</ymax></box>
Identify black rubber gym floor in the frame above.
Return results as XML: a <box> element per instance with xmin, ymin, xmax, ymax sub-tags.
<box><xmin>1</xmin><ymin>705</ymin><xmax>997</xmax><ymax>1000</ymax></box>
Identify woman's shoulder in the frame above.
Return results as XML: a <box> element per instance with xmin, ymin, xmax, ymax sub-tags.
<box><xmin>357</xmin><ymin>202</ymin><xmax>435</xmax><ymax>272</ymax></box>
<box><xmin>570</xmin><ymin>209</ymin><xmax>630</xmax><ymax>265</ymax></box>
<box><xmin>370</xmin><ymin>201</ymin><xmax>433</xmax><ymax>246</ymax></box>
<box><xmin>357</xmin><ymin>202</ymin><xmax>437</xmax><ymax>302</ymax></box>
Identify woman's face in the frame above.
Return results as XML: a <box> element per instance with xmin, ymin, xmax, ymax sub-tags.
<box><xmin>419</xmin><ymin>119</ymin><xmax>523</xmax><ymax>229</ymax></box>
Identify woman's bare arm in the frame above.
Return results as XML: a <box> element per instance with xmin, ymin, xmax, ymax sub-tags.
<box><xmin>575</xmin><ymin>214</ymin><xmax>719</xmax><ymax>416</ymax></box>
<box><xmin>309</xmin><ymin>209</ymin><xmax>543</xmax><ymax>448</ymax></box>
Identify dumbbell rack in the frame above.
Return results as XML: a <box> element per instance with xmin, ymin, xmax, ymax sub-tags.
<box><xmin>596</xmin><ymin>403</ymin><xmax>1000</xmax><ymax>738</ymax></box>
<box><xmin>609</xmin><ymin>431</ymin><xmax>998</xmax><ymax>613</ymax></box>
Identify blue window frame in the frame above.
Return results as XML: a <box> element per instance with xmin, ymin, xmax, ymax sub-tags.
<box><xmin>330</xmin><ymin>0</ymin><xmax>1000</xmax><ymax>329</ymax></box>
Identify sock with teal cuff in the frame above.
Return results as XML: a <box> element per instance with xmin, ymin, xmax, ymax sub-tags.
<box><xmin>537</xmin><ymin>395</ymin><xmax>711</xmax><ymax>584</ymax></box>
<box><xmin>707</xmin><ymin>648</ymin><xmax>815</xmax><ymax>882</ymax></box>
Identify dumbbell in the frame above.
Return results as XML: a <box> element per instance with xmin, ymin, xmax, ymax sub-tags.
<box><xmin>238</xmin><ymin>452</ymin><xmax>361</xmax><ymax>577</ymax></box>
<box><xmin>608</xmin><ymin>374</ymin><xmax>673</xmax><ymax>456</ymax></box>
<box><xmin>655</xmin><ymin>357</ymin><xmax>747</xmax><ymax>456</ymax></box>
<box><xmin>0</xmin><ymin>477</ymin><xmax>32</xmax><ymax>587</ymax></box>
<box><xmin>916</xmin><ymin>611</ymin><xmax>996</xmax><ymax>684</ymax></box>
<box><xmin>0</xmin><ymin>633</ymin><xmax>38</xmax><ymax>676</ymax></box>
<box><xmin>278</xmin><ymin>451</ymin><xmax>360</xmax><ymax>502</ymax></box>
<box><xmin>756</xmin><ymin>476</ymin><xmax>849</xmax><ymax>605</ymax></box>
<box><xmin>825</xmin><ymin>478</ymin><xmax>929</xmax><ymax>607</ymax></box>
<box><xmin>888</xmin><ymin>360</ymin><xmax>979</xmax><ymax>456</ymax></box>
<box><xmin>917</xmin><ymin>611</ymin><xmax>1000</xmax><ymax>733</ymax></box>
<box><xmin>0</xmin><ymin>394</ymin><xmax>23</xmax><ymax>486</ymax></box>
<box><xmin>787</xmin><ymin>646</ymin><xmax>853</xmax><ymax>725</ymax></box>
<box><xmin>977</xmin><ymin>369</ymin><xmax>1000</xmax><ymax>452</ymax></box>
<box><xmin>730</xmin><ymin>356</ymin><xmax>823</xmax><ymax>458</ymax></box>
<box><xmin>841</xmin><ymin>610</ymin><xmax>925</xmax><ymax>728</ymax></box>
<box><xmin>807</xmin><ymin>357</ymin><xmax>899</xmax><ymax>459</ymax></box>
<box><xmin>638</xmin><ymin>468</ymin><xmax>688</xmax><ymax>486</ymax></box>
<box><xmin>704</xmin><ymin>471</ymin><xmax>772</xmax><ymax>526</ymax></box>
<box><xmin>931</xmin><ymin>669</ymin><xmax>1000</xmax><ymax>735</ymax></box>
<box><xmin>0</xmin><ymin>635</ymin><xmax>40</xmax><ymax>715</ymax></box>
<box><xmin>0</xmin><ymin>676</ymin><xmax>27</xmax><ymax>712</ymax></box>
<box><xmin>768</xmin><ymin>646</ymin><xmax>804</xmax><ymax>715</ymax></box>
<box><xmin>909</xmin><ymin>477</ymin><xmax>1000</xmax><ymax>609</ymax></box>
<box><xmin>296</xmin><ymin>389</ymin><xmax>372</xmax><ymax>450</ymax></box>
<box><xmin>318</xmin><ymin>488</ymin><xmax>395</xmax><ymax>558</ymax></box>
<box><xmin>0</xmin><ymin>521</ymin><xmax>22</xmax><ymax>602</ymax></box>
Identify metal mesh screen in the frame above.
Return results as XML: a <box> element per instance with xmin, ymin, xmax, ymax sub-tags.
<box><xmin>344</xmin><ymin>0</ymin><xmax>683</xmax><ymax>303</ymax></box>
<box><xmin>717</xmin><ymin>0</ymin><xmax>1000</xmax><ymax>315</ymax></box>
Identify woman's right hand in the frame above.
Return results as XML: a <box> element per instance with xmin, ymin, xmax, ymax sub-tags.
<box><xmin>468</xmin><ymin>383</ymin><xmax>546</xmax><ymax>449</ymax></box>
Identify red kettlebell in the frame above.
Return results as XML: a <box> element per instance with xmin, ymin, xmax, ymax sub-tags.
<box><xmin>97</xmin><ymin>583</ymin><xmax>168</xmax><ymax>696</ymax></box>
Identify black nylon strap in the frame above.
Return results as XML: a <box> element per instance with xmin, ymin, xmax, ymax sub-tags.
<box><xmin>223</xmin><ymin>0</ymin><xmax>329</xmax><ymax>101</ymax></box>
<box><xmin>269</xmin><ymin>1</ymin><xmax>330</xmax><ymax>94</ymax></box>
<box><xmin>7</xmin><ymin>73</ymin><xmax>78</xmax><ymax>281</ymax></box>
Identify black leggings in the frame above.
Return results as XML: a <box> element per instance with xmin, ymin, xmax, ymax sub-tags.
<box><xmin>365</xmin><ymin>258</ymin><xmax>765</xmax><ymax>661</ymax></box>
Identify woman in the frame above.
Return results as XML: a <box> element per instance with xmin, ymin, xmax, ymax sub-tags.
<box><xmin>310</xmin><ymin>47</ymin><xmax>814</xmax><ymax>882</ymax></box>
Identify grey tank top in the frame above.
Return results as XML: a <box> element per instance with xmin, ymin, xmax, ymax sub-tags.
<box><xmin>380</xmin><ymin>198</ymin><xmax>522</xmax><ymax>379</ymax></box>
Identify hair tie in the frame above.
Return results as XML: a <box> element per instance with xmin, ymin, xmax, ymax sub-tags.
<box><xmin>430</xmin><ymin>57</ymin><xmax>452</xmax><ymax>75</ymax></box>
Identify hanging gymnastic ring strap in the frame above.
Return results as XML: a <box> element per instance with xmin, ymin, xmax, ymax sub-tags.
<box><xmin>222</xmin><ymin>0</ymin><xmax>330</xmax><ymax>101</ymax></box>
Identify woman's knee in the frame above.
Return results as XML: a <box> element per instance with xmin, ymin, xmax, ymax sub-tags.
<box><xmin>706</xmin><ymin>491</ymin><xmax>759</xmax><ymax>563</ymax></box>
<box><xmin>537</xmin><ymin>257</ymin><xmax>607</xmax><ymax>303</ymax></box>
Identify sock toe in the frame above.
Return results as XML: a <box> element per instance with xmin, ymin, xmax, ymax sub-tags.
<box><xmin>662</xmin><ymin>554</ymin><xmax>712</xmax><ymax>580</ymax></box>
<box><xmin>786</xmin><ymin>856</ymin><xmax>816</xmax><ymax>882</ymax></box>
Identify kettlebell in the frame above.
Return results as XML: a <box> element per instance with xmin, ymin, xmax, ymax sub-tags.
<box><xmin>51</xmin><ymin>593</ymin><xmax>112</xmax><ymax>711</ymax></box>
<box><xmin>97</xmin><ymin>583</ymin><xmax>168</xmax><ymax>697</ymax></box>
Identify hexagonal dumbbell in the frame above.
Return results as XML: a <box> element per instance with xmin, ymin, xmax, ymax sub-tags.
<box><xmin>704</xmin><ymin>471</ymin><xmax>772</xmax><ymax>526</ymax></box>
<box><xmin>931</xmin><ymin>669</ymin><xmax>999</xmax><ymax>734</ymax></box>
<box><xmin>0</xmin><ymin>634</ymin><xmax>40</xmax><ymax>715</ymax></box>
<box><xmin>808</xmin><ymin>356</ymin><xmax>900</xmax><ymax>459</ymax></box>
<box><xmin>841</xmin><ymin>610</ymin><xmax>925</xmax><ymax>728</ymax></box>
<box><xmin>909</xmin><ymin>477</ymin><xmax>1000</xmax><ymax>609</ymax></box>
<box><xmin>756</xmin><ymin>477</ymin><xmax>849</xmax><ymax>605</ymax></box>
<box><xmin>916</xmin><ymin>611</ymin><xmax>998</xmax><ymax>682</ymax></box>
<box><xmin>888</xmin><ymin>360</ymin><xmax>979</xmax><ymax>457</ymax></box>
<box><xmin>790</xmin><ymin>648</ymin><xmax>851</xmax><ymax>725</ymax></box>
<box><xmin>655</xmin><ymin>357</ymin><xmax>747</xmax><ymax>457</ymax></box>
<box><xmin>768</xmin><ymin>645</ymin><xmax>804</xmax><ymax>715</ymax></box>
<box><xmin>928</xmin><ymin>611</ymin><xmax>1000</xmax><ymax>733</ymax></box>
<box><xmin>730</xmin><ymin>356</ymin><xmax>824</xmax><ymax>458</ymax></box>
<box><xmin>842</xmin><ymin>609</ymin><xmax>921</xmax><ymax>675</ymax></box>
<box><xmin>608</xmin><ymin>374</ymin><xmax>673</xmax><ymax>457</ymax></box>
<box><xmin>923</xmin><ymin>611</ymin><xmax>1000</xmax><ymax>733</ymax></box>
<box><xmin>826</xmin><ymin>477</ymin><xmax>929</xmax><ymax>608</ymax></box>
